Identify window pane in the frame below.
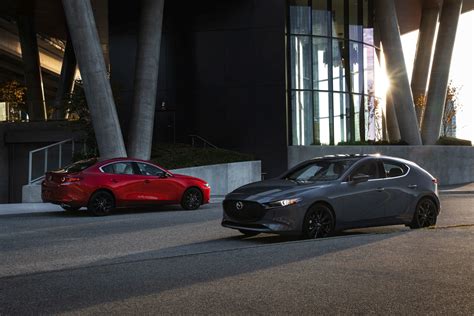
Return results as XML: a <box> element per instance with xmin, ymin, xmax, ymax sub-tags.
<box><xmin>331</xmin><ymin>0</ymin><xmax>345</xmax><ymax>38</ymax></box>
<box><xmin>332</xmin><ymin>40</ymin><xmax>348</xmax><ymax>92</ymax></box>
<box><xmin>313</xmin><ymin>38</ymin><xmax>330</xmax><ymax>90</ymax></box>
<box><xmin>312</xmin><ymin>0</ymin><xmax>330</xmax><ymax>36</ymax></box>
<box><xmin>292</xmin><ymin>91</ymin><xmax>313</xmax><ymax>145</ymax></box>
<box><xmin>314</xmin><ymin>91</ymin><xmax>330</xmax><ymax>145</ymax></box>
<box><xmin>363</xmin><ymin>44</ymin><xmax>375</xmax><ymax>95</ymax></box>
<box><xmin>333</xmin><ymin>92</ymin><xmax>348</xmax><ymax>144</ymax></box>
<box><xmin>137</xmin><ymin>162</ymin><xmax>164</xmax><ymax>176</ymax></box>
<box><xmin>349</xmin><ymin>0</ymin><xmax>363</xmax><ymax>41</ymax></box>
<box><xmin>291</xmin><ymin>36</ymin><xmax>312</xmax><ymax>90</ymax></box>
<box><xmin>352</xmin><ymin>94</ymin><xmax>362</xmax><ymax>141</ymax></box>
<box><xmin>290</xmin><ymin>0</ymin><xmax>311</xmax><ymax>34</ymax></box>
<box><xmin>350</xmin><ymin>41</ymin><xmax>363</xmax><ymax>93</ymax></box>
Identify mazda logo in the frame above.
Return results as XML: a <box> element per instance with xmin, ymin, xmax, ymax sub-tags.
<box><xmin>235</xmin><ymin>201</ymin><xmax>244</xmax><ymax>210</ymax></box>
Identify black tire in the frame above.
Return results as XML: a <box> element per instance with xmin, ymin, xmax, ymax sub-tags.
<box><xmin>238</xmin><ymin>229</ymin><xmax>260</xmax><ymax>237</ymax></box>
<box><xmin>61</xmin><ymin>205</ymin><xmax>80</xmax><ymax>212</ymax></box>
<box><xmin>181</xmin><ymin>188</ymin><xmax>203</xmax><ymax>210</ymax></box>
<box><xmin>302</xmin><ymin>204</ymin><xmax>335</xmax><ymax>239</ymax></box>
<box><xmin>88</xmin><ymin>191</ymin><xmax>115</xmax><ymax>216</ymax></box>
<box><xmin>410</xmin><ymin>197</ymin><xmax>438</xmax><ymax>229</ymax></box>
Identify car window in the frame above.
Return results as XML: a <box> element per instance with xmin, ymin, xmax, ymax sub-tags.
<box><xmin>136</xmin><ymin>162</ymin><xmax>165</xmax><ymax>176</ymax></box>
<box><xmin>286</xmin><ymin>159</ymin><xmax>356</xmax><ymax>182</ymax></box>
<box><xmin>383</xmin><ymin>160</ymin><xmax>408</xmax><ymax>178</ymax></box>
<box><xmin>62</xmin><ymin>158</ymin><xmax>97</xmax><ymax>173</ymax></box>
<box><xmin>349</xmin><ymin>160</ymin><xmax>381</xmax><ymax>180</ymax></box>
<box><xmin>102</xmin><ymin>162</ymin><xmax>137</xmax><ymax>175</ymax></box>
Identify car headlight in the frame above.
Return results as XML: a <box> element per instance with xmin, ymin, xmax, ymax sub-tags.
<box><xmin>204</xmin><ymin>183</ymin><xmax>210</xmax><ymax>188</ymax></box>
<box><xmin>265</xmin><ymin>198</ymin><xmax>301</xmax><ymax>209</ymax></box>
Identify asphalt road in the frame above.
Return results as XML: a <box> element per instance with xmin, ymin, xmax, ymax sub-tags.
<box><xmin>0</xmin><ymin>195</ymin><xmax>473</xmax><ymax>315</ymax></box>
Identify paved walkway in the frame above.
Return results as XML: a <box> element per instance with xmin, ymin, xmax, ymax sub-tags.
<box><xmin>0</xmin><ymin>185</ymin><xmax>471</xmax><ymax>216</ymax></box>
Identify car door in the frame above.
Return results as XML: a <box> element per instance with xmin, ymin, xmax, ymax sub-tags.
<box><xmin>135</xmin><ymin>162</ymin><xmax>182</xmax><ymax>203</ymax></box>
<box><xmin>336</xmin><ymin>159</ymin><xmax>389</xmax><ymax>226</ymax></box>
<box><xmin>100</xmin><ymin>161</ymin><xmax>144</xmax><ymax>206</ymax></box>
<box><xmin>379</xmin><ymin>159</ymin><xmax>415</xmax><ymax>220</ymax></box>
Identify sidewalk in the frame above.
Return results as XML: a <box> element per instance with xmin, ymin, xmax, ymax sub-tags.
<box><xmin>0</xmin><ymin>196</ymin><xmax>226</xmax><ymax>216</ymax></box>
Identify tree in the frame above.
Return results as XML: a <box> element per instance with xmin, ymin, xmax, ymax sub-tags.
<box><xmin>0</xmin><ymin>80</ymin><xmax>27</xmax><ymax>121</ymax></box>
<box><xmin>441</xmin><ymin>83</ymin><xmax>462</xmax><ymax>137</ymax></box>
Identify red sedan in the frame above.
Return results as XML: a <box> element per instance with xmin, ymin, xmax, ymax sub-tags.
<box><xmin>42</xmin><ymin>158</ymin><xmax>211</xmax><ymax>215</ymax></box>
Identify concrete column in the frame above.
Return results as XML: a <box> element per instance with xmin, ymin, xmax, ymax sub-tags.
<box><xmin>421</xmin><ymin>0</ymin><xmax>463</xmax><ymax>145</ymax></box>
<box><xmin>62</xmin><ymin>0</ymin><xmax>126</xmax><ymax>158</ymax></box>
<box><xmin>385</xmin><ymin>92</ymin><xmax>401</xmax><ymax>142</ymax></box>
<box><xmin>411</xmin><ymin>7</ymin><xmax>439</xmax><ymax>127</ymax></box>
<box><xmin>52</xmin><ymin>36</ymin><xmax>77</xmax><ymax>120</ymax></box>
<box><xmin>127</xmin><ymin>0</ymin><xmax>165</xmax><ymax>159</ymax></box>
<box><xmin>376</xmin><ymin>0</ymin><xmax>422</xmax><ymax>145</ymax></box>
<box><xmin>17</xmin><ymin>15</ymin><xmax>47</xmax><ymax>121</ymax></box>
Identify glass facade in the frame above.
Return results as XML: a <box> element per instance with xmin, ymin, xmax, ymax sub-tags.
<box><xmin>288</xmin><ymin>0</ymin><xmax>382</xmax><ymax>145</ymax></box>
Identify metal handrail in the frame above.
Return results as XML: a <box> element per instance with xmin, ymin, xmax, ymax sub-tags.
<box><xmin>189</xmin><ymin>134</ymin><xmax>218</xmax><ymax>149</ymax></box>
<box><xmin>28</xmin><ymin>138</ymin><xmax>75</xmax><ymax>185</ymax></box>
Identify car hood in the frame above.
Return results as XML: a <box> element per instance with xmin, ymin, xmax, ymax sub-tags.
<box><xmin>172</xmin><ymin>173</ymin><xmax>206</xmax><ymax>183</ymax></box>
<box><xmin>226</xmin><ymin>179</ymin><xmax>330</xmax><ymax>203</ymax></box>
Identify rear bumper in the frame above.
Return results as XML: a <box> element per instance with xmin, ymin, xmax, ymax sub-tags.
<box><xmin>41</xmin><ymin>183</ymin><xmax>88</xmax><ymax>207</ymax></box>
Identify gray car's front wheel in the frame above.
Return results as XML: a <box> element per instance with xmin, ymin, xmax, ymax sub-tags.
<box><xmin>302</xmin><ymin>204</ymin><xmax>335</xmax><ymax>239</ymax></box>
<box><xmin>410</xmin><ymin>197</ymin><xmax>438</xmax><ymax>229</ymax></box>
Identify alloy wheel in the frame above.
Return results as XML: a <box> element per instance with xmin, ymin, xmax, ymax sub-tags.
<box><xmin>304</xmin><ymin>205</ymin><xmax>335</xmax><ymax>239</ymax></box>
<box><xmin>181</xmin><ymin>188</ymin><xmax>202</xmax><ymax>210</ymax></box>
<box><xmin>413</xmin><ymin>198</ymin><xmax>437</xmax><ymax>228</ymax></box>
<box><xmin>89</xmin><ymin>192</ymin><xmax>114</xmax><ymax>216</ymax></box>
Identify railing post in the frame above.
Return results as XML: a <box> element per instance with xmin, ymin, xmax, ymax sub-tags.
<box><xmin>28</xmin><ymin>151</ymin><xmax>33</xmax><ymax>185</ymax></box>
<box><xmin>59</xmin><ymin>143</ymin><xmax>62</xmax><ymax>168</ymax></box>
<box><xmin>44</xmin><ymin>148</ymin><xmax>48</xmax><ymax>175</ymax></box>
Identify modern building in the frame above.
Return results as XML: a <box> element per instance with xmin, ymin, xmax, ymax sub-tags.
<box><xmin>0</xmin><ymin>0</ymin><xmax>473</xmax><ymax>202</ymax></box>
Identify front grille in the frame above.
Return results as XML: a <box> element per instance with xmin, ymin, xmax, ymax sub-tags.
<box><xmin>223</xmin><ymin>200</ymin><xmax>266</xmax><ymax>222</ymax></box>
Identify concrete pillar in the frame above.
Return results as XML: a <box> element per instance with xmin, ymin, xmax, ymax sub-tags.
<box><xmin>385</xmin><ymin>92</ymin><xmax>401</xmax><ymax>142</ymax></box>
<box><xmin>127</xmin><ymin>0</ymin><xmax>165</xmax><ymax>159</ymax></box>
<box><xmin>421</xmin><ymin>0</ymin><xmax>463</xmax><ymax>145</ymax></box>
<box><xmin>411</xmin><ymin>7</ymin><xmax>439</xmax><ymax>127</ymax></box>
<box><xmin>16</xmin><ymin>15</ymin><xmax>47</xmax><ymax>121</ymax></box>
<box><xmin>376</xmin><ymin>0</ymin><xmax>422</xmax><ymax>145</ymax></box>
<box><xmin>62</xmin><ymin>0</ymin><xmax>127</xmax><ymax>158</ymax></box>
<box><xmin>52</xmin><ymin>36</ymin><xmax>77</xmax><ymax>120</ymax></box>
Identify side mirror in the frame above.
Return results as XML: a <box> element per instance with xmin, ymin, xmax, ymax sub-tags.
<box><xmin>351</xmin><ymin>174</ymin><xmax>370</xmax><ymax>183</ymax></box>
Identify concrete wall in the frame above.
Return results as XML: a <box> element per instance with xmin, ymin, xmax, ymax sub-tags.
<box><xmin>22</xmin><ymin>160</ymin><xmax>262</xmax><ymax>202</ymax></box>
<box><xmin>288</xmin><ymin>146</ymin><xmax>474</xmax><ymax>185</ymax></box>
<box><xmin>170</xmin><ymin>160</ymin><xmax>261</xmax><ymax>196</ymax></box>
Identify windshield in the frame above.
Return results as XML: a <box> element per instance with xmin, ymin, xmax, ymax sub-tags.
<box><xmin>285</xmin><ymin>159</ymin><xmax>357</xmax><ymax>182</ymax></box>
<box><xmin>61</xmin><ymin>158</ymin><xmax>97</xmax><ymax>173</ymax></box>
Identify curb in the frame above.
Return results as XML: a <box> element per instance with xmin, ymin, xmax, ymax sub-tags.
<box><xmin>439</xmin><ymin>190</ymin><xmax>474</xmax><ymax>195</ymax></box>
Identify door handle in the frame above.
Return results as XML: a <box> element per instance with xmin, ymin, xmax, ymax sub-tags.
<box><xmin>408</xmin><ymin>184</ymin><xmax>418</xmax><ymax>189</ymax></box>
<box><xmin>144</xmin><ymin>179</ymin><xmax>151</xmax><ymax>184</ymax></box>
<box><xmin>376</xmin><ymin>187</ymin><xmax>385</xmax><ymax>192</ymax></box>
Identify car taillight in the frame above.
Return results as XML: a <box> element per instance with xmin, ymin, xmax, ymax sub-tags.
<box><xmin>61</xmin><ymin>176</ymin><xmax>81</xmax><ymax>183</ymax></box>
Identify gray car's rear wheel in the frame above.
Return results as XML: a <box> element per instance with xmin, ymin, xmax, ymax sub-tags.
<box><xmin>238</xmin><ymin>229</ymin><xmax>260</xmax><ymax>237</ymax></box>
<box><xmin>88</xmin><ymin>191</ymin><xmax>115</xmax><ymax>216</ymax></box>
<box><xmin>181</xmin><ymin>188</ymin><xmax>203</xmax><ymax>210</ymax></box>
<box><xmin>302</xmin><ymin>204</ymin><xmax>335</xmax><ymax>239</ymax></box>
<box><xmin>410</xmin><ymin>197</ymin><xmax>438</xmax><ymax>229</ymax></box>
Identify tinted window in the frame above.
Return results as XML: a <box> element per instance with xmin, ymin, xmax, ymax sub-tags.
<box><xmin>63</xmin><ymin>158</ymin><xmax>97</xmax><ymax>173</ymax></box>
<box><xmin>102</xmin><ymin>162</ymin><xmax>136</xmax><ymax>175</ymax></box>
<box><xmin>350</xmin><ymin>160</ymin><xmax>380</xmax><ymax>179</ymax></box>
<box><xmin>137</xmin><ymin>162</ymin><xmax>165</xmax><ymax>176</ymax></box>
<box><xmin>383</xmin><ymin>160</ymin><xmax>408</xmax><ymax>178</ymax></box>
<box><xmin>286</xmin><ymin>159</ymin><xmax>356</xmax><ymax>181</ymax></box>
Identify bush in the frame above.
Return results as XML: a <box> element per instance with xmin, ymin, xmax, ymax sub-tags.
<box><xmin>436</xmin><ymin>136</ymin><xmax>472</xmax><ymax>146</ymax></box>
<box><xmin>150</xmin><ymin>143</ymin><xmax>254</xmax><ymax>169</ymax></box>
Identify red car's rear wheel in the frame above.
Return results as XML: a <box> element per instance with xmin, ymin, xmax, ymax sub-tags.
<box><xmin>88</xmin><ymin>191</ymin><xmax>115</xmax><ymax>216</ymax></box>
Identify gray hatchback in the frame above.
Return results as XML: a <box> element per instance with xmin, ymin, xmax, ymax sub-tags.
<box><xmin>222</xmin><ymin>154</ymin><xmax>440</xmax><ymax>238</ymax></box>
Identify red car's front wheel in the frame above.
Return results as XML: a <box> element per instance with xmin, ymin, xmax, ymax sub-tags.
<box><xmin>181</xmin><ymin>188</ymin><xmax>203</xmax><ymax>210</ymax></box>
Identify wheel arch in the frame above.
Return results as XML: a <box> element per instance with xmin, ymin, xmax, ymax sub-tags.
<box><xmin>416</xmin><ymin>194</ymin><xmax>440</xmax><ymax>215</ymax></box>
<box><xmin>304</xmin><ymin>200</ymin><xmax>337</xmax><ymax>226</ymax></box>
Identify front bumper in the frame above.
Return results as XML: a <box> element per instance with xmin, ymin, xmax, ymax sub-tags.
<box><xmin>221</xmin><ymin>199</ymin><xmax>303</xmax><ymax>234</ymax></box>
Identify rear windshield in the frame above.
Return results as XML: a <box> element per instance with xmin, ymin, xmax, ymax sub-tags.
<box><xmin>62</xmin><ymin>158</ymin><xmax>97</xmax><ymax>173</ymax></box>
